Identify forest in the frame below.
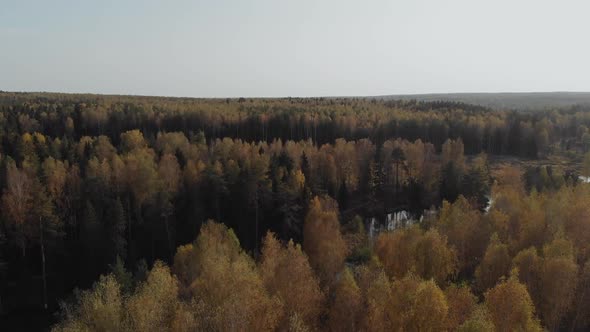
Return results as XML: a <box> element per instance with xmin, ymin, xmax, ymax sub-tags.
<box><xmin>1</xmin><ymin>92</ymin><xmax>590</xmax><ymax>331</ymax></box>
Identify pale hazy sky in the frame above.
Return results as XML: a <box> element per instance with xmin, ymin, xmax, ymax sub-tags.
<box><xmin>1</xmin><ymin>0</ymin><xmax>589</xmax><ymax>97</ymax></box>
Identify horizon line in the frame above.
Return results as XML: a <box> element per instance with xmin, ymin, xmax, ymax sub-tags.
<box><xmin>2</xmin><ymin>89</ymin><xmax>590</xmax><ymax>100</ymax></box>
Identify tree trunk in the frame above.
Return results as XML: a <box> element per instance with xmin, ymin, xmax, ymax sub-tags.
<box><xmin>39</xmin><ymin>217</ymin><xmax>48</xmax><ymax>310</ymax></box>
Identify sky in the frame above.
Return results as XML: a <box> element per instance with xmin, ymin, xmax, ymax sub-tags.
<box><xmin>1</xmin><ymin>0</ymin><xmax>590</xmax><ymax>97</ymax></box>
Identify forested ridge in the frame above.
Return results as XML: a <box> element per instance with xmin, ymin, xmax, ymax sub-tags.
<box><xmin>1</xmin><ymin>92</ymin><xmax>590</xmax><ymax>331</ymax></box>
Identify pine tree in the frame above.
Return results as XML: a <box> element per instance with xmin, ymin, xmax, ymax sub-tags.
<box><xmin>109</xmin><ymin>256</ymin><xmax>132</xmax><ymax>293</ymax></box>
<box><xmin>106</xmin><ymin>197</ymin><xmax>127</xmax><ymax>261</ymax></box>
<box><xmin>81</xmin><ymin>200</ymin><xmax>105</xmax><ymax>278</ymax></box>
<box><xmin>337</xmin><ymin>179</ymin><xmax>349</xmax><ymax>211</ymax></box>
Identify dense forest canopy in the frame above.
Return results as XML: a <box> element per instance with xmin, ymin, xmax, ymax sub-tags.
<box><xmin>1</xmin><ymin>92</ymin><xmax>590</xmax><ymax>331</ymax></box>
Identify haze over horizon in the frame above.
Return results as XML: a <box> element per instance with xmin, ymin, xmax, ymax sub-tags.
<box><xmin>2</xmin><ymin>0</ymin><xmax>590</xmax><ymax>98</ymax></box>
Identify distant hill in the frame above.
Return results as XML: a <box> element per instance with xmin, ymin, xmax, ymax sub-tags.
<box><xmin>377</xmin><ymin>92</ymin><xmax>590</xmax><ymax>110</ymax></box>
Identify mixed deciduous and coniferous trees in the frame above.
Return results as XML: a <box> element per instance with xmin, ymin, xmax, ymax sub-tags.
<box><xmin>1</xmin><ymin>93</ymin><xmax>590</xmax><ymax>330</ymax></box>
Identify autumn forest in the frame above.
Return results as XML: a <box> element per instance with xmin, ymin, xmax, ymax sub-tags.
<box><xmin>2</xmin><ymin>92</ymin><xmax>590</xmax><ymax>331</ymax></box>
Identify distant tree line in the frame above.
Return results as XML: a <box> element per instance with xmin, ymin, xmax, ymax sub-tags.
<box><xmin>2</xmin><ymin>92</ymin><xmax>590</xmax><ymax>157</ymax></box>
